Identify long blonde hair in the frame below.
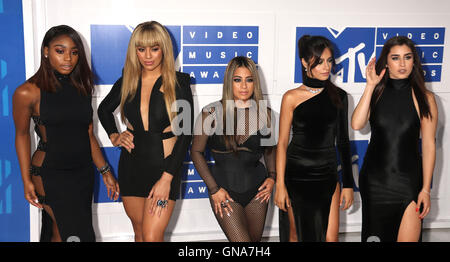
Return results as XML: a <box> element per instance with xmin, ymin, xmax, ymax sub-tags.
<box><xmin>120</xmin><ymin>21</ymin><xmax>177</xmax><ymax>122</ymax></box>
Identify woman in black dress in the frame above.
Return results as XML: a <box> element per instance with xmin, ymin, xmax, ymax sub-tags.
<box><xmin>98</xmin><ymin>21</ymin><xmax>193</xmax><ymax>242</ymax></box>
<box><xmin>274</xmin><ymin>35</ymin><xmax>354</xmax><ymax>242</ymax></box>
<box><xmin>352</xmin><ymin>36</ymin><xmax>438</xmax><ymax>242</ymax></box>
<box><xmin>191</xmin><ymin>56</ymin><xmax>276</xmax><ymax>242</ymax></box>
<box><xmin>13</xmin><ymin>25</ymin><xmax>119</xmax><ymax>242</ymax></box>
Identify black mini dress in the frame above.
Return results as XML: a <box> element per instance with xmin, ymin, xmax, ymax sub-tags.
<box><xmin>98</xmin><ymin>72</ymin><xmax>193</xmax><ymax>200</ymax></box>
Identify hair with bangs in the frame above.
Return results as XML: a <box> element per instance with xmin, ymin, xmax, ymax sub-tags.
<box><xmin>120</xmin><ymin>21</ymin><xmax>177</xmax><ymax>121</ymax></box>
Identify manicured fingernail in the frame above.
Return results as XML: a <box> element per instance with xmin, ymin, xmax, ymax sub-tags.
<box><xmin>416</xmin><ymin>208</ymin><xmax>419</xmax><ymax>212</ymax></box>
<box><xmin>255</xmin><ymin>197</ymin><xmax>259</xmax><ymax>200</ymax></box>
<box><xmin>227</xmin><ymin>213</ymin><xmax>230</xmax><ymax>217</ymax></box>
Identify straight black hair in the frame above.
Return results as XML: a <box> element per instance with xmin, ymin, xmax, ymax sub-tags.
<box><xmin>298</xmin><ymin>35</ymin><xmax>342</xmax><ymax>108</ymax></box>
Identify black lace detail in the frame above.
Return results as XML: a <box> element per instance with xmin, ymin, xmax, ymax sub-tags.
<box><xmin>36</xmin><ymin>140</ymin><xmax>47</xmax><ymax>152</ymax></box>
<box><xmin>29</xmin><ymin>165</ymin><xmax>41</xmax><ymax>176</ymax></box>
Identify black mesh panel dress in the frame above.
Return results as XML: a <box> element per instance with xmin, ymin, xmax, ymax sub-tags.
<box><xmin>191</xmin><ymin>102</ymin><xmax>277</xmax><ymax>242</ymax></box>
<box><xmin>97</xmin><ymin>72</ymin><xmax>193</xmax><ymax>200</ymax></box>
<box><xmin>279</xmin><ymin>82</ymin><xmax>354</xmax><ymax>242</ymax></box>
<box><xmin>359</xmin><ymin>78</ymin><xmax>422</xmax><ymax>242</ymax></box>
<box><xmin>39</xmin><ymin>72</ymin><xmax>95</xmax><ymax>242</ymax></box>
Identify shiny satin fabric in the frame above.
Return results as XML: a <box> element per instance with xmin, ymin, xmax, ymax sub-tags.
<box><xmin>359</xmin><ymin>78</ymin><xmax>422</xmax><ymax>242</ymax></box>
<box><xmin>281</xmin><ymin>87</ymin><xmax>353</xmax><ymax>242</ymax></box>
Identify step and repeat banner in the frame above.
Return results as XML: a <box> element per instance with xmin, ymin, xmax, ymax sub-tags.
<box><xmin>0</xmin><ymin>0</ymin><xmax>29</xmax><ymax>241</ymax></box>
<box><xmin>1</xmin><ymin>0</ymin><xmax>449</xmax><ymax>241</ymax></box>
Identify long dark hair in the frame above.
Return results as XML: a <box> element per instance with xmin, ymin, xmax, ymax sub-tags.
<box><xmin>28</xmin><ymin>25</ymin><xmax>93</xmax><ymax>95</ymax></box>
<box><xmin>370</xmin><ymin>36</ymin><xmax>431</xmax><ymax>119</ymax></box>
<box><xmin>298</xmin><ymin>35</ymin><xmax>342</xmax><ymax>108</ymax></box>
<box><xmin>221</xmin><ymin>56</ymin><xmax>267</xmax><ymax>152</ymax></box>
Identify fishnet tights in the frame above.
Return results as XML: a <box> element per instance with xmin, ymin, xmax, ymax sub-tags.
<box><xmin>209</xmin><ymin>196</ymin><xmax>268</xmax><ymax>242</ymax></box>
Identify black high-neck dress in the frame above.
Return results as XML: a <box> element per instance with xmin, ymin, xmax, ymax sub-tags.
<box><xmin>39</xmin><ymin>72</ymin><xmax>95</xmax><ymax>242</ymax></box>
<box><xmin>359</xmin><ymin>78</ymin><xmax>422</xmax><ymax>242</ymax></box>
<box><xmin>280</xmin><ymin>85</ymin><xmax>354</xmax><ymax>242</ymax></box>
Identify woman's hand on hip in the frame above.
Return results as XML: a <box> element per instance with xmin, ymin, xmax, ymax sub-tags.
<box><xmin>110</xmin><ymin>131</ymin><xmax>134</xmax><ymax>153</ymax></box>
<box><xmin>255</xmin><ymin>178</ymin><xmax>275</xmax><ymax>204</ymax></box>
<box><xmin>211</xmin><ymin>188</ymin><xmax>234</xmax><ymax>219</ymax></box>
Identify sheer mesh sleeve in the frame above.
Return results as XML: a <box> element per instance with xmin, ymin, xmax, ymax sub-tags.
<box><xmin>97</xmin><ymin>77</ymin><xmax>122</xmax><ymax>136</ymax></box>
<box><xmin>191</xmin><ymin>109</ymin><xmax>220</xmax><ymax>195</ymax></box>
<box><xmin>336</xmin><ymin>92</ymin><xmax>354</xmax><ymax>188</ymax></box>
<box><xmin>263</xmin><ymin>107</ymin><xmax>276</xmax><ymax>181</ymax></box>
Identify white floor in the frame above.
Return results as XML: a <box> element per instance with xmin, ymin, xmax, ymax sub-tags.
<box><xmin>254</xmin><ymin>228</ymin><xmax>450</xmax><ymax>242</ymax></box>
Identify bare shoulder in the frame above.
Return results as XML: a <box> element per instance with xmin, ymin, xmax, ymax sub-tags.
<box><xmin>425</xmin><ymin>90</ymin><xmax>437</xmax><ymax>104</ymax></box>
<box><xmin>282</xmin><ymin>87</ymin><xmax>302</xmax><ymax>104</ymax></box>
<box><xmin>13</xmin><ymin>82</ymin><xmax>39</xmax><ymax>103</ymax></box>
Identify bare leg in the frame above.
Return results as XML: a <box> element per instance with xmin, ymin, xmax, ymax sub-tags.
<box><xmin>397</xmin><ymin>201</ymin><xmax>421</xmax><ymax>242</ymax></box>
<box><xmin>142</xmin><ymin>199</ymin><xmax>175</xmax><ymax>242</ymax></box>
<box><xmin>122</xmin><ymin>196</ymin><xmax>146</xmax><ymax>242</ymax></box>
<box><xmin>326</xmin><ymin>183</ymin><xmax>340</xmax><ymax>242</ymax></box>
<box><xmin>32</xmin><ymin>175</ymin><xmax>62</xmax><ymax>242</ymax></box>
<box><xmin>286</xmin><ymin>205</ymin><xmax>298</xmax><ymax>242</ymax></box>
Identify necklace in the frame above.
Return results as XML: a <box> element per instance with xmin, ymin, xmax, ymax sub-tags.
<box><xmin>304</xmin><ymin>86</ymin><xmax>323</xmax><ymax>94</ymax></box>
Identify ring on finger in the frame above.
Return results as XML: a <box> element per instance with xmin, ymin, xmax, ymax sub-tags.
<box><xmin>157</xmin><ymin>199</ymin><xmax>168</xmax><ymax>208</ymax></box>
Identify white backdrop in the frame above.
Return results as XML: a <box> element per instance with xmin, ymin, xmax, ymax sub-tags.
<box><xmin>22</xmin><ymin>0</ymin><xmax>450</xmax><ymax>242</ymax></box>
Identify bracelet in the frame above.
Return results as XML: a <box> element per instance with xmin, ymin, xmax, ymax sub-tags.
<box><xmin>98</xmin><ymin>163</ymin><xmax>111</xmax><ymax>175</ymax></box>
<box><xmin>422</xmin><ymin>189</ymin><xmax>431</xmax><ymax>195</ymax></box>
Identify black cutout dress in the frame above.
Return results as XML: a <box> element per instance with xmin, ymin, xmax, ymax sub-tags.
<box><xmin>359</xmin><ymin>78</ymin><xmax>422</xmax><ymax>242</ymax></box>
<box><xmin>97</xmin><ymin>72</ymin><xmax>193</xmax><ymax>200</ymax></box>
<box><xmin>39</xmin><ymin>72</ymin><xmax>95</xmax><ymax>242</ymax></box>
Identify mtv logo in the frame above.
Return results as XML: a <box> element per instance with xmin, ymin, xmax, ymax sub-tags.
<box><xmin>91</xmin><ymin>25</ymin><xmax>181</xmax><ymax>85</ymax></box>
<box><xmin>295</xmin><ymin>27</ymin><xmax>376</xmax><ymax>84</ymax></box>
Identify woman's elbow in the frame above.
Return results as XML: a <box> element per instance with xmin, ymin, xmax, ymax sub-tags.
<box><xmin>351</xmin><ymin>119</ymin><xmax>365</xmax><ymax>130</ymax></box>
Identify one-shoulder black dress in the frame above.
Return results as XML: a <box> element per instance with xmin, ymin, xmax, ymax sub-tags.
<box><xmin>97</xmin><ymin>72</ymin><xmax>193</xmax><ymax>200</ymax></box>
<box><xmin>280</xmin><ymin>83</ymin><xmax>354</xmax><ymax>242</ymax></box>
<box><xmin>39</xmin><ymin>72</ymin><xmax>95</xmax><ymax>242</ymax></box>
<box><xmin>359</xmin><ymin>78</ymin><xmax>422</xmax><ymax>242</ymax></box>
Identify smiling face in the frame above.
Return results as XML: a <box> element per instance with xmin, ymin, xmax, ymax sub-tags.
<box><xmin>302</xmin><ymin>47</ymin><xmax>333</xmax><ymax>81</ymax></box>
<box><xmin>44</xmin><ymin>35</ymin><xmax>79</xmax><ymax>75</ymax></box>
<box><xmin>136</xmin><ymin>45</ymin><xmax>163</xmax><ymax>73</ymax></box>
<box><xmin>386</xmin><ymin>44</ymin><xmax>414</xmax><ymax>79</ymax></box>
<box><xmin>232</xmin><ymin>66</ymin><xmax>255</xmax><ymax>103</ymax></box>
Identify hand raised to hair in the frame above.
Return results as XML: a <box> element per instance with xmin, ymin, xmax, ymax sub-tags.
<box><xmin>366</xmin><ymin>57</ymin><xmax>386</xmax><ymax>88</ymax></box>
